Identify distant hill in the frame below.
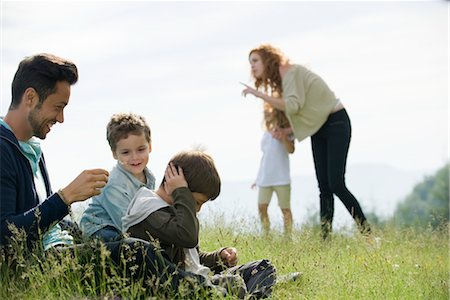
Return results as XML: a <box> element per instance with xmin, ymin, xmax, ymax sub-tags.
<box><xmin>71</xmin><ymin>163</ymin><xmax>428</xmax><ymax>232</ymax></box>
<box><xmin>199</xmin><ymin>163</ymin><xmax>427</xmax><ymax>231</ymax></box>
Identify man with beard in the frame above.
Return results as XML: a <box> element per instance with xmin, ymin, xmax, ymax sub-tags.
<box><xmin>0</xmin><ymin>53</ymin><xmax>108</xmax><ymax>251</ymax></box>
<box><xmin>0</xmin><ymin>54</ymin><xmax>214</xmax><ymax>297</ymax></box>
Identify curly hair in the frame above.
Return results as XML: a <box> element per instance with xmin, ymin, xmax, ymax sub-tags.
<box><xmin>249</xmin><ymin>44</ymin><xmax>289</xmax><ymax>97</ymax></box>
<box><xmin>263</xmin><ymin>102</ymin><xmax>290</xmax><ymax>131</ymax></box>
<box><xmin>106</xmin><ymin>112</ymin><xmax>151</xmax><ymax>152</ymax></box>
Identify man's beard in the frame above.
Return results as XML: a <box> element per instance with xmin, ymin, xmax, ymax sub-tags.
<box><xmin>28</xmin><ymin>107</ymin><xmax>46</xmax><ymax>139</ymax></box>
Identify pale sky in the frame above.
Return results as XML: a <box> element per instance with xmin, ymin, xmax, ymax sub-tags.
<box><xmin>1</xmin><ymin>0</ymin><xmax>448</xmax><ymax>195</ymax></box>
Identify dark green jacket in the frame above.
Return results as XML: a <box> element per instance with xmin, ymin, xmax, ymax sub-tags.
<box><xmin>128</xmin><ymin>187</ymin><xmax>227</xmax><ymax>273</ymax></box>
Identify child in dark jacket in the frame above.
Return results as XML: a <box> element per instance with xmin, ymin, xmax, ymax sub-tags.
<box><xmin>122</xmin><ymin>150</ymin><xmax>277</xmax><ymax>299</ymax></box>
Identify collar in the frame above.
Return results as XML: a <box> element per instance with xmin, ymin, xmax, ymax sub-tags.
<box><xmin>0</xmin><ymin>117</ymin><xmax>42</xmax><ymax>175</ymax></box>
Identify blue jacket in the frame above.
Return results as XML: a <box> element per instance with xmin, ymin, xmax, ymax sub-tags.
<box><xmin>79</xmin><ymin>163</ymin><xmax>155</xmax><ymax>237</ymax></box>
<box><xmin>0</xmin><ymin>125</ymin><xmax>69</xmax><ymax>250</ymax></box>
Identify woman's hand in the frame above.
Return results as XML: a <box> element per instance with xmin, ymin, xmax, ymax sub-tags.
<box><xmin>239</xmin><ymin>82</ymin><xmax>286</xmax><ymax>111</ymax></box>
<box><xmin>240</xmin><ymin>82</ymin><xmax>262</xmax><ymax>98</ymax></box>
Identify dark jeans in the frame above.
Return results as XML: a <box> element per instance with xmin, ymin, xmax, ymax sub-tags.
<box><xmin>311</xmin><ymin>109</ymin><xmax>370</xmax><ymax>237</ymax></box>
<box><xmin>105</xmin><ymin>238</ymin><xmax>206</xmax><ymax>291</ymax></box>
<box><xmin>91</xmin><ymin>225</ymin><xmax>122</xmax><ymax>242</ymax></box>
<box><xmin>49</xmin><ymin>238</ymin><xmax>207</xmax><ymax>297</ymax></box>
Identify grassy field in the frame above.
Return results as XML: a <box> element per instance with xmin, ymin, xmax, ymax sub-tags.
<box><xmin>1</xmin><ymin>223</ymin><xmax>448</xmax><ymax>299</ymax></box>
<box><xmin>201</xmin><ymin>223</ymin><xmax>449</xmax><ymax>299</ymax></box>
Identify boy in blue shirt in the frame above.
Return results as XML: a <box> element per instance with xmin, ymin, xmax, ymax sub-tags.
<box><xmin>80</xmin><ymin>112</ymin><xmax>155</xmax><ymax>241</ymax></box>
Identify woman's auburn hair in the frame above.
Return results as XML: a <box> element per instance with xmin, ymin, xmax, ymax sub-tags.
<box><xmin>263</xmin><ymin>102</ymin><xmax>290</xmax><ymax>130</ymax></box>
<box><xmin>249</xmin><ymin>44</ymin><xmax>289</xmax><ymax>98</ymax></box>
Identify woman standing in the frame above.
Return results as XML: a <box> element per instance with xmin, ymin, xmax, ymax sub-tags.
<box><xmin>241</xmin><ymin>44</ymin><xmax>370</xmax><ymax>239</ymax></box>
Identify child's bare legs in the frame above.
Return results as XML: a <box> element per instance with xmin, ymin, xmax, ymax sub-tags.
<box><xmin>257</xmin><ymin>187</ymin><xmax>273</xmax><ymax>234</ymax></box>
<box><xmin>258</xmin><ymin>185</ymin><xmax>292</xmax><ymax>235</ymax></box>
<box><xmin>258</xmin><ymin>203</ymin><xmax>270</xmax><ymax>233</ymax></box>
<box><xmin>281</xmin><ymin>208</ymin><xmax>293</xmax><ymax>235</ymax></box>
<box><xmin>274</xmin><ymin>185</ymin><xmax>292</xmax><ymax>236</ymax></box>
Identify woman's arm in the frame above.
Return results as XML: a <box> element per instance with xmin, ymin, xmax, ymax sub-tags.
<box><xmin>241</xmin><ymin>83</ymin><xmax>286</xmax><ymax>111</ymax></box>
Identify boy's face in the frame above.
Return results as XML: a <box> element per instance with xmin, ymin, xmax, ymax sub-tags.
<box><xmin>113</xmin><ymin>133</ymin><xmax>151</xmax><ymax>180</ymax></box>
<box><xmin>192</xmin><ymin>192</ymin><xmax>210</xmax><ymax>213</ymax></box>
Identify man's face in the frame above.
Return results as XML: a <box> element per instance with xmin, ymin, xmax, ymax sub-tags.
<box><xmin>28</xmin><ymin>81</ymin><xmax>70</xmax><ymax>139</ymax></box>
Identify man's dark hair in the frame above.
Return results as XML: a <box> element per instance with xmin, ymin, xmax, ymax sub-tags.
<box><xmin>10</xmin><ymin>53</ymin><xmax>78</xmax><ymax>109</ymax></box>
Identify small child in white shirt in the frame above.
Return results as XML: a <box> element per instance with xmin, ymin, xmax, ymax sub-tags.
<box><xmin>252</xmin><ymin>102</ymin><xmax>295</xmax><ymax>235</ymax></box>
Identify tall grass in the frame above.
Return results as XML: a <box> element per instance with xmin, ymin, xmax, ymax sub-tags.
<box><xmin>200</xmin><ymin>221</ymin><xmax>449</xmax><ymax>299</ymax></box>
<box><xmin>1</xmin><ymin>221</ymin><xmax>448</xmax><ymax>299</ymax></box>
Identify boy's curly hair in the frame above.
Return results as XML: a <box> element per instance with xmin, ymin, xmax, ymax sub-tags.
<box><xmin>107</xmin><ymin>113</ymin><xmax>151</xmax><ymax>152</ymax></box>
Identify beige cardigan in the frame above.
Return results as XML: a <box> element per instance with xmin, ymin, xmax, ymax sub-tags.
<box><xmin>283</xmin><ymin>64</ymin><xmax>339</xmax><ymax>142</ymax></box>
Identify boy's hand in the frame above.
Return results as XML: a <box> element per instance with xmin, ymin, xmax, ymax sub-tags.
<box><xmin>164</xmin><ymin>162</ymin><xmax>188</xmax><ymax>195</ymax></box>
<box><xmin>220</xmin><ymin>247</ymin><xmax>238</xmax><ymax>267</ymax></box>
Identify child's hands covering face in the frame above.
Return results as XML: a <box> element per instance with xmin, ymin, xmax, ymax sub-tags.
<box><xmin>163</xmin><ymin>162</ymin><xmax>188</xmax><ymax>196</ymax></box>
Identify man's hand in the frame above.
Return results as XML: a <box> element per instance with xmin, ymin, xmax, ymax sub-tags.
<box><xmin>220</xmin><ymin>247</ymin><xmax>238</xmax><ymax>267</ymax></box>
<box><xmin>60</xmin><ymin>169</ymin><xmax>109</xmax><ymax>205</ymax></box>
<box><xmin>164</xmin><ymin>162</ymin><xmax>188</xmax><ymax>196</ymax></box>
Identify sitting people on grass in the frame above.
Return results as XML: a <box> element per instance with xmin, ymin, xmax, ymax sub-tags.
<box><xmin>80</xmin><ymin>112</ymin><xmax>156</xmax><ymax>242</ymax></box>
<box><xmin>122</xmin><ymin>150</ymin><xmax>280</xmax><ymax>299</ymax></box>
<box><xmin>0</xmin><ymin>53</ymin><xmax>224</xmax><ymax>298</ymax></box>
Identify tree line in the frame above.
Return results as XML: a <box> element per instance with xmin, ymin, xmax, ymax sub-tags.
<box><xmin>392</xmin><ymin>162</ymin><xmax>449</xmax><ymax>229</ymax></box>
